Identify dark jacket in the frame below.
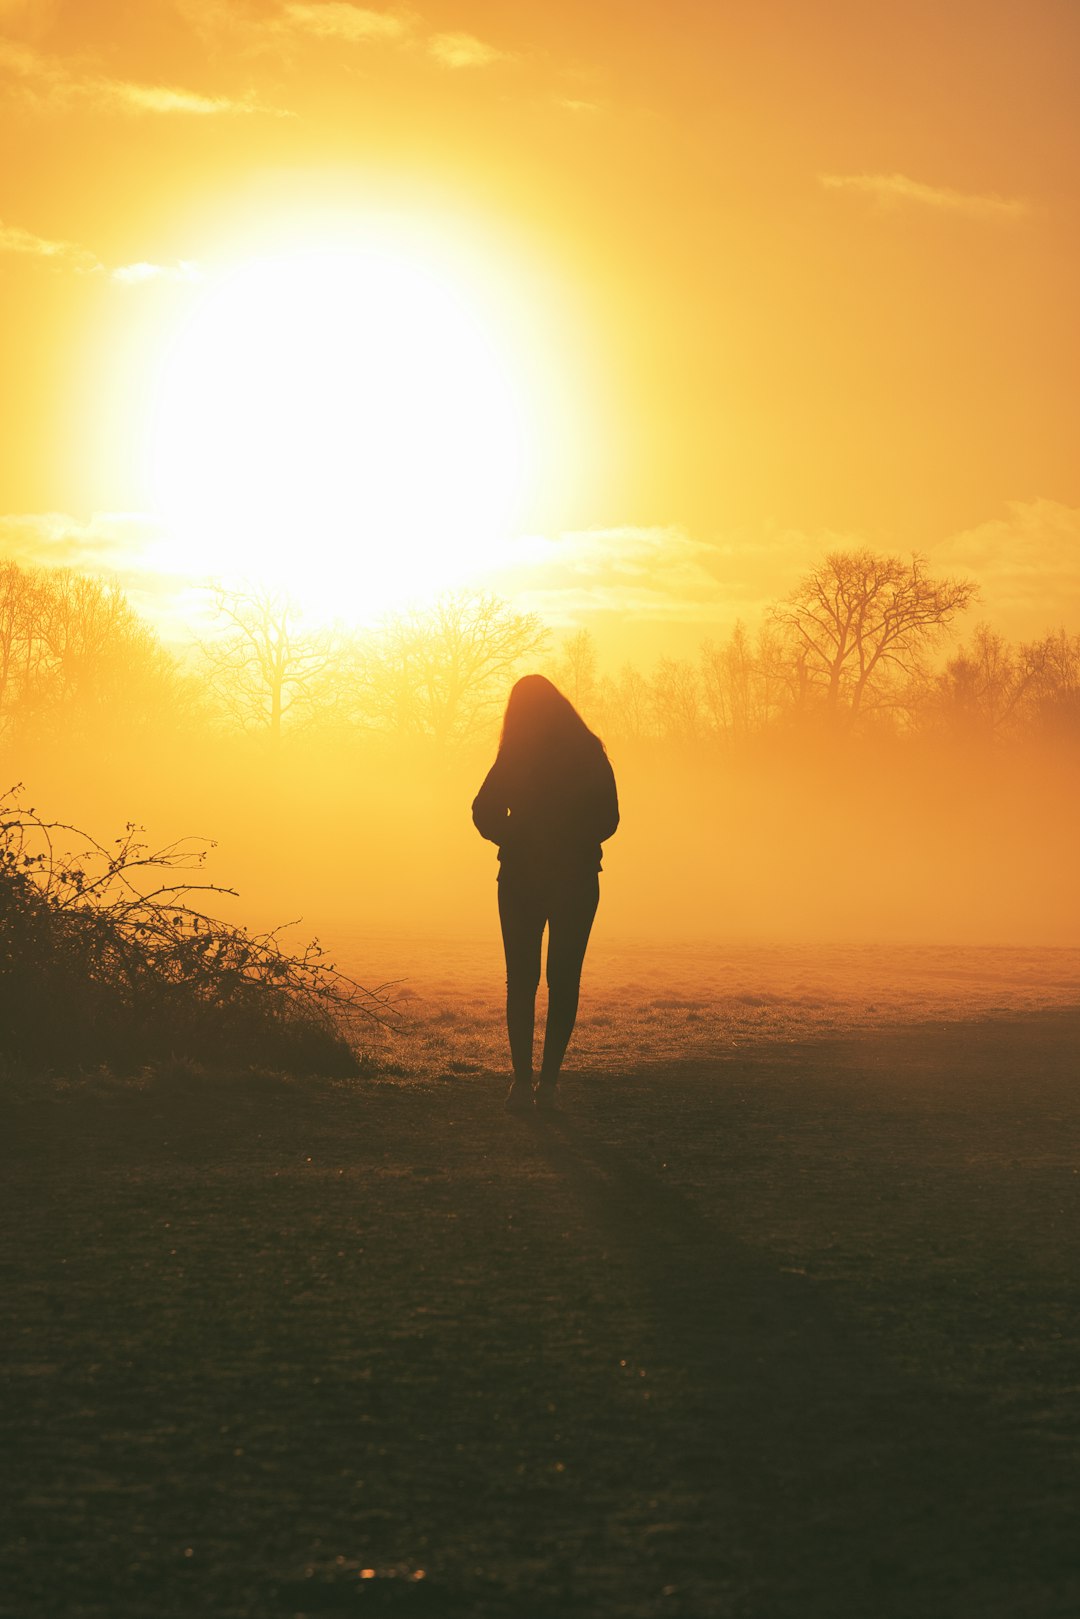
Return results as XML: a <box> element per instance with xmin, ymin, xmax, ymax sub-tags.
<box><xmin>472</xmin><ymin>742</ymin><xmax>619</xmax><ymax>878</ymax></box>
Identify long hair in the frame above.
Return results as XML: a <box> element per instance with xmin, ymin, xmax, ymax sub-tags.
<box><xmin>497</xmin><ymin>674</ymin><xmax>606</xmax><ymax>774</ymax></box>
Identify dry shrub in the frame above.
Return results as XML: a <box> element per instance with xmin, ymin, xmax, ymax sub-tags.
<box><xmin>0</xmin><ymin>788</ymin><xmax>395</xmax><ymax>1077</ymax></box>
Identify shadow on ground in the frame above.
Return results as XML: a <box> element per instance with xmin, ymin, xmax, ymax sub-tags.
<box><xmin>3</xmin><ymin>1010</ymin><xmax>1078</xmax><ymax>1617</ymax></box>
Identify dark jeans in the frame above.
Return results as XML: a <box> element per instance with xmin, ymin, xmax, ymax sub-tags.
<box><xmin>497</xmin><ymin>867</ymin><xmax>600</xmax><ymax>1086</ymax></box>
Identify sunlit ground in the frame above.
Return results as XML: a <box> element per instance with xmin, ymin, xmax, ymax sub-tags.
<box><xmin>323</xmin><ymin>936</ymin><xmax>1080</xmax><ymax>1078</ymax></box>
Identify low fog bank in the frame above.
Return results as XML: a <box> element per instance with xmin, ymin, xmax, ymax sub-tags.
<box><xmin>607</xmin><ymin>736</ymin><xmax>1080</xmax><ymax>948</ymax></box>
<box><xmin>11</xmin><ymin>727</ymin><xmax>1078</xmax><ymax>954</ymax></box>
<box><xmin>5</xmin><ymin>552</ymin><xmax>1079</xmax><ymax>956</ymax></box>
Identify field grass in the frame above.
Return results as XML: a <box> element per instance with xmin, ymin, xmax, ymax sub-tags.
<box><xmin>3</xmin><ymin>991</ymin><xmax>1080</xmax><ymax>1617</ymax></box>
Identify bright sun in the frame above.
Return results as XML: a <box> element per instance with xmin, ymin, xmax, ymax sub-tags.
<box><xmin>149</xmin><ymin>238</ymin><xmax>531</xmax><ymax>619</ymax></box>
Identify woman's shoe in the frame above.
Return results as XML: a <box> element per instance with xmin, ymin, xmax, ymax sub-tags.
<box><xmin>504</xmin><ymin>1081</ymin><xmax>533</xmax><ymax>1113</ymax></box>
<box><xmin>533</xmin><ymin>1081</ymin><xmax>559</xmax><ymax>1113</ymax></box>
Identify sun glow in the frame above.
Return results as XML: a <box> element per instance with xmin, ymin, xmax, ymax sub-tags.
<box><xmin>148</xmin><ymin>237</ymin><xmax>533</xmax><ymax>619</ymax></box>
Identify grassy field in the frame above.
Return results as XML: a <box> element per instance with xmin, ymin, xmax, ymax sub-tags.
<box><xmin>3</xmin><ymin>999</ymin><xmax>1080</xmax><ymax>1618</ymax></box>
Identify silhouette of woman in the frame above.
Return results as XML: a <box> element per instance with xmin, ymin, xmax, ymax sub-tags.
<box><xmin>472</xmin><ymin>675</ymin><xmax>619</xmax><ymax>1112</ymax></box>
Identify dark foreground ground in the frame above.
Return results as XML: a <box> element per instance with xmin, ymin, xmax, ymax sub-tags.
<box><xmin>3</xmin><ymin>1010</ymin><xmax>1079</xmax><ymax>1619</ymax></box>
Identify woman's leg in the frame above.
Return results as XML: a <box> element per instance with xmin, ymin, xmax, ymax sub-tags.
<box><xmin>497</xmin><ymin>875</ymin><xmax>547</xmax><ymax>1085</ymax></box>
<box><xmin>538</xmin><ymin>874</ymin><xmax>600</xmax><ymax>1088</ymax></box>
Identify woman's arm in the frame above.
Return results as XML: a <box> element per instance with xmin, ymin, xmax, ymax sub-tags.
<box><xmin>591</xmin><ymin>755</ymin><xmax>620</xmax><ymax>844</ymax></box>
<box><xmin>572</xmin><ymin>753</ymin><xmax>619</xmax><ymax>846</ymax></box>
<box><xmin>471</xmin><ymin>762</ymin><xmax>510</xmax><ymax>844</ymax></box>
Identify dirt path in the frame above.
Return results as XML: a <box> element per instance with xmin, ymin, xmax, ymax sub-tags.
<box><xmin>3</xmin><ymin>1010</ymin><xmax>1079</xmax><ymax>1617</ymax></box>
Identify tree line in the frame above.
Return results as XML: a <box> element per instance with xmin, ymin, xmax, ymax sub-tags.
<box><xmin>0</xmin><ymin>561</ymin><xmax>182</xmax><ymax>737</ymax></box>
<box><xmin>2</xmin><ymin>549</ymin><xmax>1078</xmax><ymax>751</ymax></box>
<box><xmin>580</xmin><ymin>552</ymin><xmax>1079</xmax><ymax>745</ymax></box>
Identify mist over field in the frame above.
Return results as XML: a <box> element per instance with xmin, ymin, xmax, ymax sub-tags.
<box><xmin>19</xmin><ymin>730</ymin><xmax>1079</xmax><ymax>953</ymax></box>
<box><xmin>6</xmin><ymin>554</ymin><xmax>1078</xmax><ymax>966</ymax></box>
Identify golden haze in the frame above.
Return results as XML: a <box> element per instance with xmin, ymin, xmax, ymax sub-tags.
<box><xmin>1</xmin><ymin>0</ymin><xmax>1079</xmax><ymax>949</ymax></box>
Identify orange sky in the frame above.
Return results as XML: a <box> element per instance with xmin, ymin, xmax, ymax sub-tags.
<box><xmin>2</xmin><ymin>0</ymin><xmax>1079</xmax><ymax>651</ymax></box>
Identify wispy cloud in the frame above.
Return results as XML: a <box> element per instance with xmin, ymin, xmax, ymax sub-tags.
<box><xmin>0</xmin><ymin>34</ymin><xmax>60</xmax><ymax>90</ymax></box>
<box><xmin>483</xmin><ymin>527</ymin><xmax>729</xmax><ymax>626</ymax></box>
<box><xmin>0</xmin><ymin>512</ymin><xmax>205</xmax><ymax>642</ymax></box>
<box><xmin>427</xmin><ymin>31</ymin><xmax>506</xmax><ymax>69</ymax></box>
<box><xmin>934</xmin><ymin>500</ymin><xmax>1080</xmax><ymax>636</ymax></box>
<box><xmin>0</xmin><ymin>35</ymin><xmax>258</xmax><ymax>115</ymax></box>
<box><xmin>0</xmin><ymin>219</ymin><xmax>101</xmax><ymax>272</ymax></box>
<box><xmin>818</xmin><ymin>171</ymin><xmax>1027</xmax><ymax>221</ymax></box>
<box><xmin>274</xmin><ymin>3</ymin><xmax>507</xmax><ymax>70</ymax></box>
<box><xmin>111</xmin><ymin>260</ymin><xmax>204</xmax><ymax>284</ymax></box>
<box><xmin>279</xmin><ymin>2</ymin><xmax>411</xmax><ymax>42</ymax></box>
<box><xmin>1</xmin><ymin>217</ymin><xmax>201</xmax><ymax>285</ymax></box>
<box><xmin>0</xmin><ymin>511</ymin><xmax>149</xmax><ymax>573</ymax></box>
<box><xmin>100</xmin><ymin>79</ymin><xmax>254</xmax><ymax>115</ymax></box>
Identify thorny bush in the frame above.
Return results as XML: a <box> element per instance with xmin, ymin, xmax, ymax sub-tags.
<box><xmin>0</xmin><ymin>787</ymin><xmax>396</xmax><ymax>1076</ymax></box>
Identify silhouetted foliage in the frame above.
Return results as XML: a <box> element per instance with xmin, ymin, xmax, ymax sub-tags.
<box><xmin>354</xmin><ymin>590</ymin><xmax>548</xmax><ymax>747</ymax></box>
<box><xmin>0</xmin><ymin>560</ymin><xmax>188</xmax><ymax>737</ymax></box>
<box><xmin>596</xmin><ymin>660</ymin><xmax>652</xmax><ymax>743</ymax></box>
<box><xmin>931</xmin><ymin>625</ymin><xmax>1043</xmax><ymax>741</ymax></box>
<box><xmin>699</xmin><ymin>621</ymin><xmax>789</xmax><ymax>741</ymax></box>
<box><xmin>920</xmin><ymin>625</ymin><xmax>1080</xmax><ymax>744</ymax></box>
<box><xmin>4</xmin><ymin>550</ymin><xmax>1079</xmax><ymax>757</ymax></box>
<box><xmin>546</xmin><ymin>628</ymin><xmax>599</xmax><ymax>716</ymax></box>
<box><xmin>0</xmin><ymin>789</ymin><xmax>395</xmax><ymax>1076</ymax></box>
<box><xmin>1027</xmin><ymin>629</ymin><xmax>1080</xmax><ymax>738</ymax></box>
<box><xmin>773</xmin><ymin>550</ymin><xmax>977</xmax><ymax>725</ymax></box>
<box><xmin>197</xmin><ymin>582</ymin><xmax>344</xmax><ymax>744</ymax></box>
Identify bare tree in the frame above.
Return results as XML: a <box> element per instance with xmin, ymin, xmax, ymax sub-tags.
<box><xmin>38</xmin><ymin>571</ymin><xmax>144</xmax><ymax>710</ymax></box>
<box><xmin>701</xmin><ymin>621</ymin><xmax>758</xmax><ymax>740</ymax></box>
<box><xmin>197</xmin><ymin>584</ymin><xmax>342</xmax><ymax>745</ymax></box>
<box><xmin>773</xmin><ymin>549</ymin><xmax>976</xmax><ymax>724</ymax></box>
<box><xmin>547</xmin><ymin>628</ymin><xmax>599</xmax><ymax>717</ymax></box>
<box><xmin>1</xmin><ymin>562</ymin><xmax>182</xmax><ymax>735</ymax></box>
<box><xmin>933</xmin><ymin>624</ymin><xmax>1045</xmax><ymax>740</ymax></box>
<box><xmin>357</xmin><ymin>590</ymin><xmax>548</xmax><ymax>747</ymax></box>
<box><xmin>755</xmin><ymin>621</ymin><xmax>791</xmax><ymax>731</ymax></box>
<box><xmin>0</xmin><ymin>561</ymin><xmax>41</xmax><ymax>730</ymax></box>
<box><xmin>597</xmin><ymin>662</ymin><xmax>651</xmax><ymax>743</ymax></box>
<box><xmin>1026</xmin><ymin>628</ymin><xmax>1080</xmax><ymax>737</ymax></box>
<box><xmin>650</xmin><ymin>655</ymin><xmax>704</xmax><ymax>742</ymax></box>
